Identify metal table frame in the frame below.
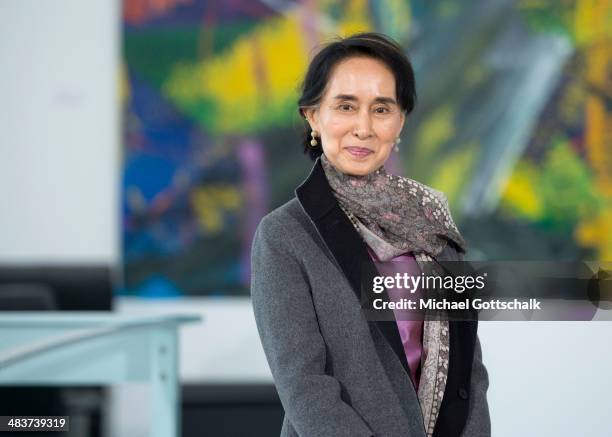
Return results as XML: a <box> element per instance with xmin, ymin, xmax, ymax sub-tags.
<box><xmin>0</xmin><ymin>312</ymin><xmax>201</xmax><ymax>437</ymax></box>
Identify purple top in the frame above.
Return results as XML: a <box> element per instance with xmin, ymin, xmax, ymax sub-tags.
<box><xmin>368</xmin><ymin>249</ymin><xmax>423</xmax><ymax>390</ymax></box>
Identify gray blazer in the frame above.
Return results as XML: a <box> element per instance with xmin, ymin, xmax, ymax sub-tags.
<box><xmin>251</xmin><ymin>159</ymin><xmax>491</xmax><ymax>437</ymax></box>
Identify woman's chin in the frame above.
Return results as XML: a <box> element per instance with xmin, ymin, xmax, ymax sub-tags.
<box><xmin>339</xmin><ymin>160</ymin><xmax>378</xmax><ymax>176</ymax></box>
<box><xmin>325</xmin><ymin>151</ymin><xmax>383</xmax><ymax>176</ymax></box>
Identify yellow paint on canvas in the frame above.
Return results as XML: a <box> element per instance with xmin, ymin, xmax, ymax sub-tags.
<box><xmin>428</xmin><ymin>142</ymin><xmax>477</xmax><ymax>210</ymax></box>
<box><xmin>501</xmin><ymin>161</ymin><xmax>544</xmax><ymax>220</ymax></box>
<box><xmin>191</xmin><ymin>185</ymin><xmax>241</xmax><ymax>234</ymax></box>
<box><xmin>575</xmin><ymin>205</ymin><xmax>612</xmax><ymax>260</ymax></box>
<box><xmin>574</xmin><ymin>0</ymin><xmax>612</xmax><ymax>45</ymax></box>
<box><xmin>336</xmin><ymin>0</ymin><xmax>373</xmax><ymax>36</ymax></box>
<box><xmin>584</xmin><ymin>41</ymin><xmax>612</xmax><ymax>196</ymax></box>
<box><xmin>164</xmin><ymin>13</ymin><xmax>308</xmax><ymax>133</ymax></box>
<box><xmin>416</xmin><ymin>105</ymin><xmax>455</xmax><ymax>155</ymax></box>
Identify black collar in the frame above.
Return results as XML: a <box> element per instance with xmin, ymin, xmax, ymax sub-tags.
<box><xmin>295</xmin><ymin>158</ymin><xmax>412</xmax><ymax>377</ymax></box>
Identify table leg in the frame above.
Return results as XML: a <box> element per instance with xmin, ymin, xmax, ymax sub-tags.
<box><xmin>150</xmin><ymin>328</ymin><xmax>179</xmax><ymax>437</ymax></box>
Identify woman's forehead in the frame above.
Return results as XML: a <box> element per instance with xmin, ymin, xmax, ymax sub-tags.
<box><xmin>324</xmin><ymin>57</ymin><xmax>397</xmax><ymax>100</ymax></box>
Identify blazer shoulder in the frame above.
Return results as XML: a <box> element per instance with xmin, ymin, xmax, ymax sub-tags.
<box><xmin>256</xmin><ymin>198</ymin><xmax>309</xmax><ymax>237</ymax></box>
<box><xmin>251</xmin><ymin>198</ymin><xmax>316</xmax><ymax>277</ymax></box>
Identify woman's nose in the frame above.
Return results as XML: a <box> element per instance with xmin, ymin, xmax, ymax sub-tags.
<box><xmin>353</xmin><ymin>110</ymin><xmax>374</xmax><ymax>139</ymax></box>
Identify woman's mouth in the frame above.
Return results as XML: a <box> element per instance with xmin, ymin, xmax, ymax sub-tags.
<box><xmin>345</xmin><ymin>146</ymin><xmax>373</xmax><ymax>158</ymax></box>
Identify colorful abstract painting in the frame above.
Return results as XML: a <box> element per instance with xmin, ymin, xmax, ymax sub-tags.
<box><xmin>120</xmin><ymin>0</ymin><xmax>612</xmax><ymax>297</ymax></box>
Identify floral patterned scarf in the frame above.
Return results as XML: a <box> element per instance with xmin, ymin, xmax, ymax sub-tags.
<box><xmin>320</xmin><ymin>154</ymin><xmax>466</xmax><ymax>261</ymax></box>
<box><xmin>320</xmin><ymin>154</ymin><xmax>466</xmax><ymax>437</ymax></box>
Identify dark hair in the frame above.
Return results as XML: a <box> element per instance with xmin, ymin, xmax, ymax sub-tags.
<box><xmin>297</xmin><ymin>32</ymin><xmax>417</xmax><ymax>160</ymax></box>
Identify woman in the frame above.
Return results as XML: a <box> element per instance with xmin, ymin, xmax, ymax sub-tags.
<box><xmin>251</xmin><ymin>32</ymin><xmax>490</xmax><ymax>437</ymax></box>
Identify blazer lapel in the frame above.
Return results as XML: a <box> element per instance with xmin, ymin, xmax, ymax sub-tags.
<box><xmin>295</xmin><ymin>158</ymin><xmax>411</xmax><ymax>377</ymax></box>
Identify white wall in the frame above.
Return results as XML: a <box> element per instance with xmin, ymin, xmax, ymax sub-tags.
<box><xmin>479</xmin><ymin>321</ymin><xmax>612</xmax><ymax>437</ymax></box>
<box><xmin>116</xmin><ymin>297</ymin><xmax>271</xmax><ymax>383</ymax></box>
<box><xmin>0</xmin><ymin>0</ymin><xmax>120</xmax><ymax>266</ymax></box>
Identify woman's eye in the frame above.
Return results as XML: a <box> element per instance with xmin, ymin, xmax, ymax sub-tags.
<box><xmin>338</xmin><ymin>104</ymin><xmax>354</xmax><ymax>111</ymax></box>
<box><xmin>374</xmin><ymin>107</ymin><xmax>390</xmax><ymax>114</ymax></box>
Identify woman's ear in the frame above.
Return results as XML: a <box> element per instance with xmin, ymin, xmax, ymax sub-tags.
<box><xmin>302</xmin><ymin>107</ymin><xmax>320</xmax><ymax>133</ymax></box>
<box><xmin>399</xmin><ymin>111</ymin><xmax>406</xmax><ymax>133</ymax></box>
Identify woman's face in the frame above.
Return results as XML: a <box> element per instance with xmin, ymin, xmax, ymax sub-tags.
<box><xmin>304</xmin><ymin>56</ymin><xmax>405</xmax><ymax>176</ymax></box>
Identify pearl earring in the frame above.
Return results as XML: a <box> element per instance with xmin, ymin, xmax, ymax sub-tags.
<box><xmin>393</xmin><ymin>136</ymin><xmax>401</xmax><ymax>152</ymax></box>
<box><xmin>310</xmin><ymin>131</ymin><xmax>318</xmax><ymax>147</ymax></box>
